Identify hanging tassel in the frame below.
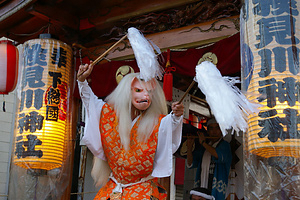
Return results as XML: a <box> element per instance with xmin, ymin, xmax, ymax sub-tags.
<box><xmin>163</xmin><ymin>49</ymin><xmax>176</xmax><ymax>101</ymax></box>
<box><xmin>163</xmin><ymin>72</ymin><xmax>173</xmax><ymax>101</ymax></box>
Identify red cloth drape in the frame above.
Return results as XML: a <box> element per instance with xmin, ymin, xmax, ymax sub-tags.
<box><xmin>174</xmin><ymin>157</ymin><xmax>186</xmax><ymax>185</ymax></box>
<box><xmin>166</xmin><ymin>33</ymin><xmax>240</xmax><ymax>77</ymax></box>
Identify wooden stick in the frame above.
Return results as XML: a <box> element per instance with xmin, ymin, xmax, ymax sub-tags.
<box><xmin>72</xmin><ymin>43</ymin><xmax>87</xmax><ymax>49</ymax></box>
<box><xmin>178</xmin><ymin>80</ymin><xmax>196</xmax><ymax>104</ymax></box>
<box><xmin>182</xmin><ymin>136</ymin><xmax>219</xmax><ymax>139</ymax></box>
<box><xmin>78</xmin><ymin>34</ymin><xmax>128</xmax><ymax>77</ymax></box>
<box><xmin>91</xmin><ymin>34</ymin><xmax>128</xmax><ymax>66</ymax></box>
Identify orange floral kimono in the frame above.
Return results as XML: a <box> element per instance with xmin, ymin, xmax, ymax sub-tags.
<box><xmin>94</xmin><ymin>103</ymin><xmax>167</xmax><ymax>200</ymax></box>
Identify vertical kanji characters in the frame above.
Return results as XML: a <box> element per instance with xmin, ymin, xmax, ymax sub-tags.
<box><xmin>251</xmin><ymin>0</ymin><xmax>300</xmax><ymax>143</ymax></box>
<box><xmin>51</xmin><ymin>47</ymin><xmax>67</xmax><ymax>68</ymax></box>
<box><xmin>24</xmin><ymin>43</ymin><xmax>47</xmax><ymax>66</ymax></box>
<box><xmin>46</xmin><ymin>72</ymin><xmax>63</xmax><ymax>121</ymax></box>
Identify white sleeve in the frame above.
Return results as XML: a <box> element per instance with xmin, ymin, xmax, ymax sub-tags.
<box><xmin>151</xmin><ymin>113</ymin><xmax>183</xmax><ymax>177</ymax></box>
<box><xmin>78</xmin><ymin>80</ymin><xmax>107</xmax><ymax>160</ymax></box>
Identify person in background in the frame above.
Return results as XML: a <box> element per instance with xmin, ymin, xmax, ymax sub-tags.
<box><xmin>190</xmin><ymin>187</ymin><xmax>215</xmax><ymax>200</ymax></box>
<box><xmin>187</xmin><ymin>117</ymin><xmax>232</xmax><ymax>200</ymax></box>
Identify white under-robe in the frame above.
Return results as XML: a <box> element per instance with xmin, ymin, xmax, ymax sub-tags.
<box><xmin>78</xmin><ymin>80</ymin><xmax>183</xmax><ymax>177</ymax></box>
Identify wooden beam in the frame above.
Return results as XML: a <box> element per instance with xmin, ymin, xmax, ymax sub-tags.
<box><xmin>88</xmin><ymin>0</ymin><xmax>201</xmax><ymax>28</ymax></box>
<box><xmin>83</xmin><ymin>16</ymin><xmax>240</xmax><ymax>61</ymax></box>
<box><xmin>0</xmin><ymin>0</ymin><xmax>36</xmax><ymax>21</ymax></box>
<box><xmin>27</xmin><ymin>2</ymin><xmax>79</xmax><ymax>30</ymax></box>
<box><xmin>0</xmin><ymin>16</ymin><xmax>48</xmax><ymax>43</ymax></box>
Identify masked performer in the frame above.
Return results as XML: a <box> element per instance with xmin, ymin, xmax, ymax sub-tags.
<box><xmin>77</xmin><ymin>63</ymin><xmax>184</xmax><ymax>200</ymax></box>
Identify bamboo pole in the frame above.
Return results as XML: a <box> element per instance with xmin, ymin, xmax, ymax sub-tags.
<box><xmin>91</xmin><ymin>34</ymin><xmax>128</xmax><ymax>66</ymax></box>
<box><xmin>77</xmin><ymin>34</ymin><xmax>128</xmax><ymax>77</ymax></box>
<box><xmin>178</xmin><ymin>80</ymin><xmax>196</xmax><ymax>104</ymax></box>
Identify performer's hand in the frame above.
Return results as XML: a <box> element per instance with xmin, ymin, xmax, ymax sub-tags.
<box><xmin>197</xmin><ymin>132</ymin><xmax>206</xmax><ymax>145</ymax></box>
<box><xmin>171</xmin><ymin>102</ymin><xmax>184</xmax><ymax>117</ymax></box>
<box><xmin>77</xmin><ymin>63</ymin><xmax>94</xmax><ymax>82</ymax></box>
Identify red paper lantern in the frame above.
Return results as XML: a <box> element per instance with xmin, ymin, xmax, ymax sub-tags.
<box><xmin>0</xmin><ymin>40</ymin><xmax>19</xmax><ymax>94</ymax></box>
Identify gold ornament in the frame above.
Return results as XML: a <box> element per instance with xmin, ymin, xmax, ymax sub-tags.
<box><xmin>198</xmin><ymin>52</ymin><xmax>218</xmax><ymax>65</ymax></box>
<box><xmin>115</xmin><ymin>65</ymin><xmax>135</xmax><ymax>84</ymax></box>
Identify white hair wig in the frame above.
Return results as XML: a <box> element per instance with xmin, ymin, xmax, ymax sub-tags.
<box><xmin>105</xmin><ymin>72</ymin><xmax>168</xmax><ymax>150</ymax></box>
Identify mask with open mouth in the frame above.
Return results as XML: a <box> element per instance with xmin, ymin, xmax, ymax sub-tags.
<box><xmin>131</xmin><ymin>77</ymin><xmax>155</xmax><ymax>111</ymax></box>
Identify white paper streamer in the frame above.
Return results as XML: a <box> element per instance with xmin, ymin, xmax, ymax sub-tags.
<box><xmin>195</xmin><ymin>61</ymin><xmax>259</xmax><ymax>136</ymax></box>
<box><xmin>190</xmin><ymin>190</ymin><xmax>215</xmax><ymax>200</ymax></box>
<box><xmin>127</xmin><ymin>27</ymin><xmax>164</xmax><ymax>82</ymax></box>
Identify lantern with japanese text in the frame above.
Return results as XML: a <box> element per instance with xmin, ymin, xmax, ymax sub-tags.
<box><xmin>12</xmin><ymin>35</ymin><xmax>73</xmax><ymax>171</ymax></box>
<box><xmin>241</xmin><ymin>0</ymin><xmax>300</xmax><ymax>198</ymax></box>
<box><xmin>0</xmin><ymin>40</ymin><xmax>19</xmax><ymax>94</ymax></box>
